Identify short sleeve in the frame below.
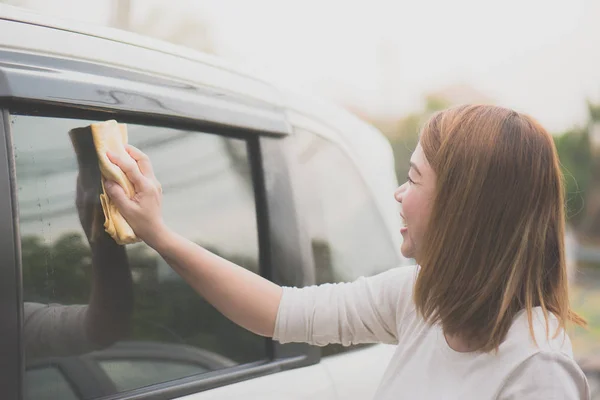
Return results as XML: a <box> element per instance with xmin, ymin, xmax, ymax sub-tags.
<box><xmin>497</xmin><ymin>351</ymin><xmax>590</xmax><ymax>400</ymax></box>
<box><xmin>273</xmin><ymin>265</ymin><xmax>418</xmax><ymax>346</ymax></box>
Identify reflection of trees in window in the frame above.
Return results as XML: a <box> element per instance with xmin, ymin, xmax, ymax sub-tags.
<box><xmin>21</xmin><ymin>231</ymin><xmax>263</xmax><ymax>364</ymax></box>
<box><xmin>15</xmin><ymin>114</ymin><xmax>264</xmax><ymax>393</ymax></box>
<box><xmin>22</xmin><ymin>233</ymin><xmax>92</xmax><ymax>305</ymax></box>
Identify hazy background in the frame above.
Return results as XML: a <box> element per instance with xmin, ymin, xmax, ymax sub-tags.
<box><xmin>2</xmin><ymin>0</ymin><xmax>600</xmax><ymax>134</ymax></box>
<box><xmin>5</xmin><ymin>0</ymin><xmax>600</xmax><ymax>395</ymax></box>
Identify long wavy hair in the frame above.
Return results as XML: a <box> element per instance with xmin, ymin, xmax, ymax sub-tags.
<box><xmin>414</xmin><ymin>104</ymin><xmax>586</xmax><ymax>352</ymax></box>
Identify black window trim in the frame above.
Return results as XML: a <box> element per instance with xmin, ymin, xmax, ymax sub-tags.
<box><xmin>5</xmin><ymin>104</ymin><xmax>320</xmax><ymax>400</ymax></box>
<box><xmin>98</xmin><ymin>356</ymin><xmax>308</xmax><ymax>400</ymax></box>
<box><xmin>0</xmin><ymin>109</ymin><xmax>22</xmax><ymax>400</ymax></box>
<box><xmin>258</xmin><ymin>135</ymin><xmax>322</xmax><ymax>365</ymax></box>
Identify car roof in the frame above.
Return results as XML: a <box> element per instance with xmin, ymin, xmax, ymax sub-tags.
<box><xmin>0</xmin><ymin>5</ymin><xmax>403</xmax><ymax>255</ymax></box>
<box><xmin>0</xmin><ymin>4</ymin><xmax>244</xmax><ymax>77</ymax></box>
<box><xmin>0</xmin><ymin>4</ymin><xmax>383</xmax><ymax>149</ymax></box>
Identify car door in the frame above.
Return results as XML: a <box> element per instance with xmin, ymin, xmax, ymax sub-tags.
<box><xmin>179</xmin><ymin>365</ymin><xmax>336</xmax><ymax>400</ymax></box>
<box><xmin>284</xmin><ymin>121</ymin><xmax>404</xmax><ymax>398</ymax></box>
<box><xmin>0</xmin><ymin>42</ymin><xmax>336</xmax><ymax>399</ymax></box>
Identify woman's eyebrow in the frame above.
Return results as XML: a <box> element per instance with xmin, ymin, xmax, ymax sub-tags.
<box><xmin>409</xmin><ymin>162</ymin><xmax>422</xmax><ymax>176</ymax></box>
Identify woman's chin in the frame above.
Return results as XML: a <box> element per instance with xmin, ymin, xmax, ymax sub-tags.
<box><xmin>400</xmin><ymin>242</ymin><xmax>415</xmax><ymax>259</ymax></box>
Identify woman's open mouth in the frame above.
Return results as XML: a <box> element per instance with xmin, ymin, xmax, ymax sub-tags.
<box><xmin>400</xmin><ymin>213</ymin><xmax>407</xmax><ymax>234</ymax></box>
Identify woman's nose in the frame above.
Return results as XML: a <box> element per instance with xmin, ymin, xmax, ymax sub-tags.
<box><xmin>394</xmin><ymin>183</ymin><xmax>406</xmax><ymax>203</ymax></box>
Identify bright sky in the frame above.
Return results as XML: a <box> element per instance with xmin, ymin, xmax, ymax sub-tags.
<box><xmin>6</xmin><ymin>0</ymin><xmax>600</xmax><ymax>133</ymax></box>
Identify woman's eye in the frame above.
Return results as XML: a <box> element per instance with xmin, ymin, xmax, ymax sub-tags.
<box><xmin>406</xmin><ymin>176</ymin><xmax>415</xmax><ymax>185</ymax></box>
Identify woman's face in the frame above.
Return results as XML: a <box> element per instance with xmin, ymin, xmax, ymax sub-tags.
<box><xmin>394</xmin><ymin>143</ymin><xmax>436</xmax><ymax>261</ymax></box>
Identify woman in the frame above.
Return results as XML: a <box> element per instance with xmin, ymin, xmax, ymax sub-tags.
<box><xmin>104</xmin><ymin>104</ymin><xmax>590</xmax><ymax>399</ymax></box>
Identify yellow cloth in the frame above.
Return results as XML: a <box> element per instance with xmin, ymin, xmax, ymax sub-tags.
<box><xmin>91</xmin><ymin>120</ymin><xmax>140</xmax><ymax>245</ymax></box>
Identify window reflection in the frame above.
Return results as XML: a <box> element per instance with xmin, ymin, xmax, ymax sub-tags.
<box><xmin>12</xmin><ymin>115</ymin><xmax>264</xmax><ymax>399</ymax></box>
<box><xmin>292</xmin><ymin>129</ymin><xmax>400</xmax><ymax>356</ymax></box>
<box><xmin>292</xmin><ymin>129</ymin><xmax>400</xmax><ymax>283</ymax></box>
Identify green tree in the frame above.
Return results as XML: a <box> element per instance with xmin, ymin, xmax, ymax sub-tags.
<box><xmin>22</xmin><ymin>233</ymin><xmax>92</xmax><ymax>304</ymax></box>
<box><xmin>552</xmin><ymin>101</ymin><xmax>600</xmax><ymax>240</ymax></box>
<box><xmin>22</xmin><ymin>231</ymin><xmax>263</xmax><ymax>363</ymax></box>
<box><xmin>372</xmin><ymin>95</ymin><xmax>450</xmax><ymax>183</ymax></box>
<box><xmin>554</xmin><ymin>127</ymin><xmax>591</xmax><ymax>226</ymax></box>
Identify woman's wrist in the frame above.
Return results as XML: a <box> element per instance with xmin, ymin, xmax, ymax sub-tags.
<box><xmin>143</xmin><ymin>223</ymin><xmax>176</xmax><ymax>255</ymax></box>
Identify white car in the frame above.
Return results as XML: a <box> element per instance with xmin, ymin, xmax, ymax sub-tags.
<box><xmin>0</xmin><ymin>5</ymin><xmax>407</xmax><ymax>400</ymax></box>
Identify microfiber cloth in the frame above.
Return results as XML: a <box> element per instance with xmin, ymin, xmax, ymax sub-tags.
<box><xmin>69</xmin><ymin>120</ymin><xmax>140</xmax><ymax>245</ymax></box>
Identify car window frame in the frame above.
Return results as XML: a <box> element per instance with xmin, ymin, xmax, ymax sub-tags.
<box><xmin>283</xmin><ymin>126</ymin><xmax>401</xmax><ymax>358</ymax></box>
<box><xmin>0</xmin><ymin>108</ymin><xmax>24</xmax><ymax>400</ymax></box>
<box><xmin>4</xmin><ymin>106</ymin><xmax>323</xmax><ymax>400</ymax></box>
<box><xmin>0</xmin><ymin>39</ymin><xmax>322</xmax><ymax>399</ymax></box>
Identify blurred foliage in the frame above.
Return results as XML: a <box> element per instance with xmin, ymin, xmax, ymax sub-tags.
<box><xmin>553</xmin><ymin>101</ymin><xmax>600</xmax><ymax>244</ymax></box>
<box><xmin>554</xmin><ymin>126</ymin><xmax>591</xmax><ymax>226</ymax></box>
<box><xmin>369</xmin><ymin>94</ymin><xmax>600</xmax><ymax>240</ymax></box>
<box><xmin>22</xmin><ymin>231</ymin><xmax>264</xmax><ymax>364</ymax></box>
<box><xmin>369</xmin><ymin>95</ymin><xmax>451</xmax><ymax>184</ymax></box>
<box><xmin>589</xmin><ymin>101</ymin><xmax>600</xmax><ymax>122</ymax></box>
<box><xmin>22</xmin><ymin>233</ymin><xmax>92</xmax><ymax>304</ymax></box>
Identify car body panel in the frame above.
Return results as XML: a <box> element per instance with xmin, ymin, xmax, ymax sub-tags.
<box><xmin>178</xmin><ymin>363</ymin><xmax>337</xmax><ymax>400</ymax></box>
<box><xmin>0</xmin><ymin>5</ymin><xmax>404</xmax><ymax>400</ymax></box>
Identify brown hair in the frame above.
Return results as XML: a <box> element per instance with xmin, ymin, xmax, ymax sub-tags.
<box><xmin>414</xmin><ymin>104</ymin><xmax>586</xmax><ymax>352</ymax></box>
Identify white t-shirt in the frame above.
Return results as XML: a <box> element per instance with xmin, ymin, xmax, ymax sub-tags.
<box><xmin>274</xmin><ymin>265</ymin><xmax>590</xmax><ymax>399</ymax></box>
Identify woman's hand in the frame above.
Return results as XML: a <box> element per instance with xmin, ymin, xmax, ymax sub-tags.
<box><xmin>104</xmin><ymin>145</ymin><xmax>166</xmax><ymax>247</ymax></box>
<box><xmin>106</xmin><ymin>146</ymin><xmax>282</xmax><ymax>338</ymax></box>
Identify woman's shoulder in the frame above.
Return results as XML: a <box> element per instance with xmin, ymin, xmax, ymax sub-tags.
<box><xmin>510</xmin><ymin>308</ymin><xmax>573</xmax><ymax>353</ymax></box>
<box><xmin>493</xmin><ymin>308</ymin><xmax>589</xmax><ymax>398</ymax></box>
<box><xmin>497</xmin><ymin>307</ymin><xmax>575</xmax><ymax>368</ymax></box>
<box><xmin>497</xmin><ymin>346</ymin><xmax>589</xmax><ymax>399</ymax></box>
<box><xmin>371</xmin><ymin>264</ymin><xmax>420</xmax><ymax>283</ymax></box>
<box><xmin>365</xmin><ymin>264</ymin><xmax>421</xmax><ymax>327</ymax></box>
<box><xmin>363</xmin><ymin>264</ymin><xmax>420</xmax><ymax>302</ymax></box>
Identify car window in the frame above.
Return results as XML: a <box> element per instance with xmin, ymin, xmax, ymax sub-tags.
<box><xmin>291</xmin><ymin>128</ymin><xmax>400</xmax><ymax>355</ymax></box>
<box><xmin>12</xmin><ymin>115</ymin><xmax>265</xmax><ymax>397</ymax></box>
<box><xmin>25</xmin><ymin>367</ymin><xmax>80</xmax><ymax>400</ymax></box>
<box><xmin>292</xmin><ymin>128</ymin><xmax>399</xmax><ymax>283</ymax></box>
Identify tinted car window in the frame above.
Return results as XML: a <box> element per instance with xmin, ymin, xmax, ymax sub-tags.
<box><xmin>12</xmin><ymin>115</ymin><xmax>264</xmax><ymax>397</ymax></box>
<box><xmin>291</xmin><ymin>128</ymin><xmax>400</xmax><ymax>355</ymax></box>
<box><xmin>292</xmin><ymin>128</ymin><xmax>399</xmax><ymax>283</ymax></box>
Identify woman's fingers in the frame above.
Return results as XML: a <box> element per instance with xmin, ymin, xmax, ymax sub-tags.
<box><xmin>103</xmin><ymin>179</ymin><xmax>129</xmax><ymax>208</ymax></box>
<box><xmin>103</xmin><ymin>147</ymin><xmax>164</xmax><ymax>244</ymax></box>
<box><xmin>126</xmin><ymin>145</ymin><xmax>163</xmax><ymax>194</ymax></box>
<box><xmin>126</xmin><ymin>145</ymin><xmax>156</xmax><ymax>180</ymax></box>
<box><xmin>106</xmin><ymin>151</ymin><xmax>149</xmax><ymax>192</ymax></box>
